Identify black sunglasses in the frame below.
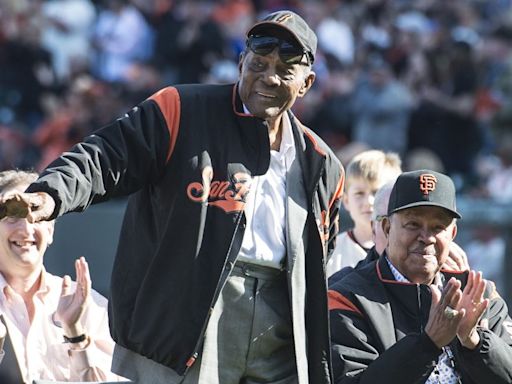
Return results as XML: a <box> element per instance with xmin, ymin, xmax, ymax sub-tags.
<box><xmin>247</xmin><ymin>35</ymin><xmax>311</xmax><ymax>66</ymax></box>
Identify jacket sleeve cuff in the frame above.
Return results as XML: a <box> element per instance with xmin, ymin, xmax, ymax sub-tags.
<box><xmin>421</xmin><ymin>331</ymin><xmax>444</xmax><ymax>355</ymax></box>
<box><xmin>457</xmin><ymin>328</ymin><xmax>488</xmax><ymax>356</ymax></box>
<box><xmin>68</xmin><ymin>337</ymin><xmax>95</xmax><ymax>373</ymax></box>
<box><xmin>26</xmin><ymin>182</ymin><xmax>62</xmax><ymax>220</ymax></box>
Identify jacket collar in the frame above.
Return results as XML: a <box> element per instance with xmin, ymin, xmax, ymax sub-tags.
<box><xmin>376</xmin><ymin>253</ymin><xmax>469</xmax><ymax>287</ymax></box>
<box><xmin>376</xmin><ymin>253</ymin><xmax>417</xmax><ymax>286</ymax></box>
<box><xmin>375</xmin><ymin>254</ymin><xmax>433</xmax><ymax>324</ymax></box>
<box><xmin>289</xmin><ymin>112</ymin><xmax>327</xmax><ymax>198</ymax></box>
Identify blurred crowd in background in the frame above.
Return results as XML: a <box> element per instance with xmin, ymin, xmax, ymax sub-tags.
<box><xmin>1</xmin><ymin>0</ymin><xmax>512</xmax><ymax>296</ymax></box>
<box><xmin>0</xmin><ymin>0</ymin><xmax>512</xmax><ymax>198</ymax></box>
<box><xmin>1</xmin><ymin>0</ymin><xmax>512</xmax><ymax>197</ymax></box>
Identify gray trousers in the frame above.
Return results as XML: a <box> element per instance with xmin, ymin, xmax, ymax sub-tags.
<box><xmin>113</xmin><ymin>261</ymin><xmax>298</xmax><ymax>384</ymax></box>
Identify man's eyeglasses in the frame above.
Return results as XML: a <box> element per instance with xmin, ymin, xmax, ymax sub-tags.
<box><xmin>374</xmin><ymin>214</ymin><xmax>387</xmax><ymax>222</ymax></box>
<box><xmin>246</xmin><ymin>35</ymin><xmax>311</xmax><ymax>66</ymax></box>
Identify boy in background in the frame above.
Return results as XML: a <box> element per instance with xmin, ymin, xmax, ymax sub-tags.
<box><xmin>326</xmin><ymin>150</ymin><xmax>401</xmax><ymax>277</ymax></box>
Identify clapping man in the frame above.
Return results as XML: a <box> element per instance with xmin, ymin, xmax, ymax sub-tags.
<box><xmin>0</xmin><ymin>170</ymin><xmax>120</xmax><ymax>382</ymax></box>
<box><xmin>329</xmin><ymin>170</ymin><xmax>512</xmax><ymax>383</ymax></box>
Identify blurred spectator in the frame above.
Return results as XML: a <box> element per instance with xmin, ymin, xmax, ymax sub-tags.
<box><xmin>408</xmin><ymin>40</ymin><xmax>482</xmax><ymax>190</ymax></box>
<box><xmin>316</xmin><ymin>9</ymin><xmax>355</xmax><ymax>66</ymax></box>
<box><xmin>1</xmin><ymin>0</ymin><xmax>512</xmax><ymax>199</ymax></box>
<box><xmin>484</xmin><ymin>136</ymin><xmax>512</xmax><ymax>202</ymax></box>
<box><xmin>359</xmin><ymin>0</ymin><xmax>393</xmax><ymax>51</ymax></box>
<box><xmin>212</xmin><ymin>0</ymin><xmax>255</xmax><ymax>59</ymax></box>
<box><xmin>123</xmin><ymin>62</ymin><xmax>163</xmax><ymax>100</ymax></box>
<box><xmin>0</xmin><ymin>125</ymin><xmax>36</xmax><ymax>171</ymax></box>
<box><xmin>32</xmin><ymin>75</ymin><xmax>122</xmax><ymax>171</ymax></box>
<box><xmin>91</xmin><ymin>0</ymin><xmax>155</xmax><ymax>83</ymax></box>
<box><xmin>307</xmin><ymin>58</ymin><xmax>355</xmax><ymax>151</ymax></box>
<box><xmin>0</xmin><ymin>0</ymin><xmax>55</xmax><ymax>130</ymax></box>
<box><xmin>40</xmin><ymin>0</ymin><xmax>97</xmax><ymax>81</ymax></box>
<box><xmin>202</xmin><ymin>59</ymin><xmax>239</xmax><ymax>84</ymax></box>
<box><xmin>351</xmin><ymin>53</ymin><xmax>413</xmax><ymax>156</ymax></box>
<box><xmin>130</xmin><ymin>0</ymin><xmax>174</xmax><ymax>21</ymax></box>
<box><xmin>404</xmin><ymin>148</ymin><xmax>445</xmax><ymax>173</ymax></box>
<box><xmin>32</xmin><ymin>96</ymin><xmax>76</xmax><ymax>171</ymax></box>
<box><xmin>479</xmin><ymin>25</ymin><xmax>512</xmax><ymax>146</ymax></box>
<box><xmin>153</xmin><ymin>1</ymin><xmax>225</xmax><ymax>84</ymax></box>
<box><xmin>390</xmin><ymin>10</ymin><xmax>432</xmax><ymax>84</ymax></box>
<box><xmin>465</xmin><ymin>225</ymin><xmax>506</xmax><ymax>294</ymax></box>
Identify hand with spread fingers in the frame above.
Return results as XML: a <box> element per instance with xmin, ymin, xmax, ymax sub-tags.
<box><xmin>425</xmin><ymin>277</ymin><xmax>465</xmax><ymax>348</ymax></box>
<box><xmin>55</xmin><ymin>257</ymin><xmax>92</xmax><ymax>343</ymax></box>
<box><xmin>0</xmin><ymin>191</ymin><xmax>55</xmax><ymax>223</ymax></box>
<box><xmin>455</xmin><ymin>270</ymin><xmax>490</xmax><ymax>349</ymax></box>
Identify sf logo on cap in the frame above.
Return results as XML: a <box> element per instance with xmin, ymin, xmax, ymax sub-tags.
<box><xmin>419</xmin><ymin>174</ymin><xmax>437</xmax><ymax>195</ymax></box>
<box><xmin>276</xmin><ymin>13</ymin><xmax>293</xmax><ymax>23</ymax></box>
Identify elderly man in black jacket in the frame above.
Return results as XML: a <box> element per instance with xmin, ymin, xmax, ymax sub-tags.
<box><xmin>0</xmin><ymin>10</ymin><xmax>344</xmax><ymax>384</ymax></box>
<box><xmin>329</xmin><ymin>169</ymin><xmax>512</xmax><ymax>383</ymax></box>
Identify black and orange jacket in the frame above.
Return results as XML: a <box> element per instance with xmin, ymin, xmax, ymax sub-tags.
<box><xmin>27</xmin><ymin>83</ymin><xmax>344</xmax><ymax>381</ymax></box>
<box><xmin>328</xmin><ymin>255</ymin><xmax>512</xmax><ymax>384</ymax></box>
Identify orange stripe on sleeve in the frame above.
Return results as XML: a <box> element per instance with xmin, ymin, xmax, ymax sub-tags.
<box><xmin>328</xmin><ymin>290</ymin><xmax>363</xmax><ymax>317</ymax></box>
<box><xmin>149</xmin><ymin>87</ymin><xmax>181</xmax><ymax>163</ymax></box>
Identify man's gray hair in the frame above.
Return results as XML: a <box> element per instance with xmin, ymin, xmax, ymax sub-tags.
<box><xmin>0</xmin><ymin>170</ymin><xmax>38</xmax><ymax>194</ymax></box>
<box><xmin>372</xmin><ymin>180</ymin><xmax>397</xmax><ymax>221</ymax></box>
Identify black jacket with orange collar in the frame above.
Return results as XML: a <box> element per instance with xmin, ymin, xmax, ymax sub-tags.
<box><xmin>328</xmin><ymin>255</ymin><xmax>512</xmax><ymax>384</ymax></box>
<box><xmin>27</xmin><ymin>83</ymin><xmax>344</xmax><ymax>382</ymax></box>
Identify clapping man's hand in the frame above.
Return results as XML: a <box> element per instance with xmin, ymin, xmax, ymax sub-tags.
<box><xmin>425</xmin><ymin>273</ymin><xmax>489</xmax><ymax>350</ymax></box>
<box><xmin>55</xmin><ymin>257</ymin><xmax>92</xmax><ymax>347</ymax></box>
<box><xmin>425</xmin><ymin>278</ymin><xmax>465</xmax><ymax>348</ymax></box>
<box><xmin>455</xmin><ymin>271</ymin><xmax>489</xmax><ymax>349</ymax></box>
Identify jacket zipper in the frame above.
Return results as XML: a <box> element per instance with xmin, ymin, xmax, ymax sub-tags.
<box><xmin>417</xmin><ymin>284</ymin><xmax>423</xmax><ymax>333</ymax></box>
<box><xmin>183</xmin><ymin>211</ymin><xmax>246</xmax><ymax>373</ymax></box>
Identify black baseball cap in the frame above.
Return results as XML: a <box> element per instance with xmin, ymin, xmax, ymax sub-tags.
<box><xmin>247</xmin><ymin>10</ymin><xmax>317</xmax><ymax>63</ymax></box>
<box><xmin>387</xmin><ymin>170</ymin><xmax>461</xmax><ymax>219</ymax></box>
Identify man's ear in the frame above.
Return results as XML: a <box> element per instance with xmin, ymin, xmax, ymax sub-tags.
<box><xmin>382</xmin><ymin>216</ymin><xmax>391</xmax><ymax>238</ymax></box>
<box><xmin>451</xmin><ymin>222</ymin><xmax>458</xmax><ymax>240</ymax></box>
<box><xmin>238</xmin><ymin>52</ymin><xmax>245</xmax><ymax>73</ymax></box>
<box><xmin>298</xmin><ymin>71</ymin><xmax>316</xmax><ymax>97</ymax></box>
<box><xmin>46</xmin><ymin>220</ymin><xmax>55</xmax><ymax>246</ymax></box>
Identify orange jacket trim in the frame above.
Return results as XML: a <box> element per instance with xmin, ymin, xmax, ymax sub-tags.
<box><xmin>149</xmin><ymin>87</ymin><xmax>181</xmax><ymax>163</ymax></box>
<box><xmin>328</xmin><ymin>290</ymin><xmax>363</xmax><ymax>317</ymax></box>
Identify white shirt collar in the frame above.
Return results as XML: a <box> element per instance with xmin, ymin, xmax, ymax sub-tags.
<box><xmin>279</xmin><ymin>111</ymin><xmax>295</xmax><ymax>160</ymax></box>
<box><xmin>0</xmin><ymin>268</ymin><xmax>51</xmax><ymax>303</ymax></box>
<box><xmin>385</xmin><ymin>255</ymin><xmax>443</xmax><ymax>287</ymax></box>
<box><xmin>242</xmin><ymin>105</ymin><xmax>295</xmax><ymax>160</ymax></box>
<box><xmin>385</xmin><ymin>256</ymin><xmax>410</xmax><ymax>283</ymax></box>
